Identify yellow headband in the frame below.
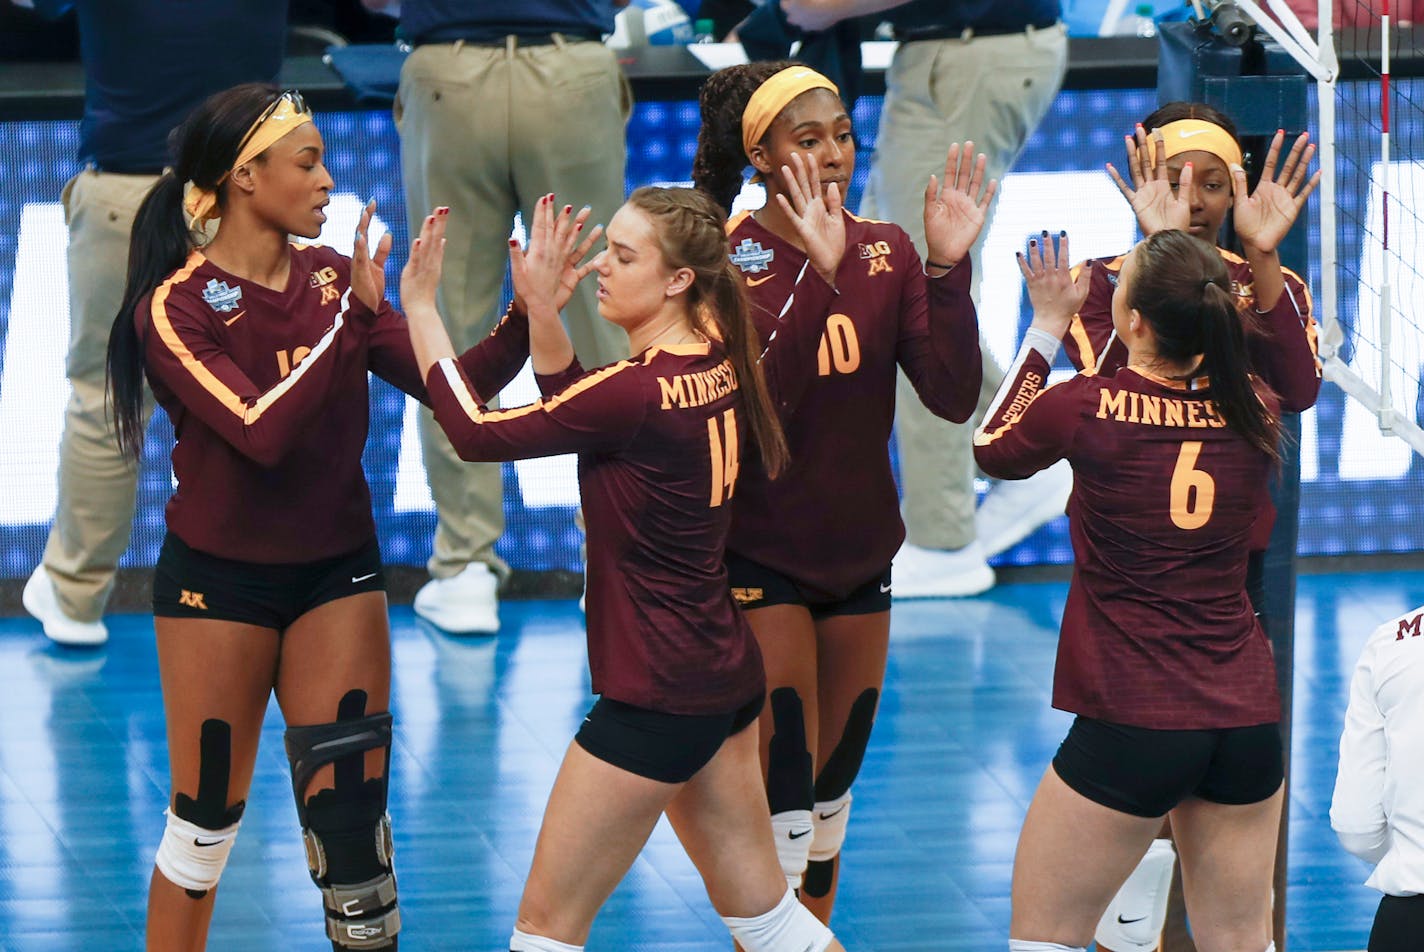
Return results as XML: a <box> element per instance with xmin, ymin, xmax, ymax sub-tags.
<box><xmin>183</xmin><ymin>93</ymin><xmax>314</xmax><ymax>226</ymax></box>
<box><xmin>1152</xmin><ymin>118</ymin><xmax>1244</xmax><ymax>170</ymax></box>
<box><xmin>740</xmin><ymin>66</ymin><xmax>840</xmax><ymax>159</ymax></box>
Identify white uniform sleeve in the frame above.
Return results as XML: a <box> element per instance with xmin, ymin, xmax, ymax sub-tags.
<box><xmin>1330</xmin><ymin>640</ymin><xmax>1391</xmax><ymax>866</ymax></box>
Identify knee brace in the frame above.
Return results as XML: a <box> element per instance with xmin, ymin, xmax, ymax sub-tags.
<box><xmin>1094</xmin><ymin>838</ymin><xmax>1176</xmax><ymax>952</ymax></box>
<box><xmin>803</xmin><ymin>689</ymin><xmax>877</xmax><ymax>898</ymax></box>
<box><xmin>285</xmin><ymin>690</ymin><xmax>400</xmax><ymax>950</ymax></box>
<box><xmin>721</xmin><ymin>887</ymin><xmax>835</xmax><ymax>952</ymax></box>
<box><xmin>154</xmin><ymin>718</ymin><xmax>246</xmax><ymax>897</ymax></box>
<box><xmin>766</xmin><ymin>688</ymin><xmax>814</xmax><ymax>890</ymax></box>
<box><xmin>509</xmin><ymin>930</ymin><xmax>584</xmax><ymax>951</ymax></box>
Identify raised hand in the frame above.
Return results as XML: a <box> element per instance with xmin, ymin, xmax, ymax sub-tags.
<box><xmin>509</xmin><ymin>194</ymin><xmax>601</xmax><ymax>318</ymax></box>
<box><xmin>923</xmin><ymin>141</ymin><xmax>998</xmax><ymax>270</ymax></box>
<box><xmin>351</xmin><ymin>199</ymin><xmax>394</xmax><ymax>312</ymax></box>
<box><xmin>1231</xmin><ymin>130</ymin><xmax>1321</xmax><ymax>254</ymax></box>
<box><xmin>1018</xmin><ymin>230</ymin><xmax>1091</xmax><ymax>341</ymax></box>
<box><xmin>1106</xmin><ymin>125</ymin><xmax>1192</xmax><ymax>236</ymax></box>
<box><xmin>774</xmin><ymin>150</ymin><xmax>845</xmax><ymax>286</ymax></box>
<box><xmin>399</xmin><ymin>206</ymin><xmax>448</xmax><ymax>315</ymax></box>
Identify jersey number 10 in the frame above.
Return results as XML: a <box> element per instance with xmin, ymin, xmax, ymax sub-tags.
<box><xmin>1170</xmin><ymin>441</ymin><xmax>1216</xmax><ymax>530</ymax></box>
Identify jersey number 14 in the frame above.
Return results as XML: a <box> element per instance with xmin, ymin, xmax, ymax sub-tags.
<box><xmin>708</xmin><ymin>408</ymin><xmax>741</xmax><ymax>508</ymax></box>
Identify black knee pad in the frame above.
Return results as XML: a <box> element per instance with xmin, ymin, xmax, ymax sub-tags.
<box><xmin>767</xmin><ymin>687</ymin><xmax>814</xmax><ymax>814</ymax></box>
<box><xmin>284</xmin><ymin>690</ymin><xmax>399</xmax><ymax>950</ymax></box>
<box><xmin>813</xmin><ymin>688</ymin><xmax>878</xmax><ymax>802</ymax></box>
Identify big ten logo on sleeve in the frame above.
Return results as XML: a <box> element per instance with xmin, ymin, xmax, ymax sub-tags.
<box><xmin>310</xmin><ymin>266</ymin><xmax>341</xmax><ymax>306</ymax></box>
<box><xmin>708</xmin><ymin>407</ymin><xmax>740</xmax><ymax>508</ymax></box>
<box><xmin>817</xmin><ymin>314</ymin><xmax>861</xmax><ymax>377</ymax></box>
<box><xmin>859</xmin><ymin>240</ymin><xmax>893</xmax><ymax>277</ymax></box>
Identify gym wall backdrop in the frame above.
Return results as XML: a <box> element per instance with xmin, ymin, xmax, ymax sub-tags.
<box><xmin>2</xmin><ymin>85</ymin><xmax>1420</xmax><ymax>580</ymax></box>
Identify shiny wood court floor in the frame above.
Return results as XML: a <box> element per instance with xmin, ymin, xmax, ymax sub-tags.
<box><xmin>2</xmin><ymin>570</ymin><xmax>1418</xmax><ymax>951</ymax></box>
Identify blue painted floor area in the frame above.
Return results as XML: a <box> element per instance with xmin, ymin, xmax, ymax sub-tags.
<box><xmin>1</xmin><ymin>570</ymin><xmax>1419</xmax><ymax>951</ymax></box>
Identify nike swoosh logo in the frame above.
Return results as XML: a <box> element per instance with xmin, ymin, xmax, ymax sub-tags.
<box><xmin>818</xmin><ymin>804</ymin><xmax>847</xmax><ymax>820</ymax></box>
<box><xmin>1117</xmin><ymin>914</ymin><xmax>1148</xmax><ymax>924</ymax></box>
<box><xmin>879</xmin><ymin>583</ymin><xmax>892</xmax><ymax>593</ymax></box>
<box><xmin>1177</xmin><ymin>129</ymin><xmax>1210</xmax><ymax>138</ymax></box>
<box><xmin>352</xmin><ymin>572</ymin><xmax>378</xmax><ymax>583</ymax></box>
<box><xmin>193</xmin><ymin>836</ymin><xmax>224</xmax><ymax>847</ymax></box>
<box><xmin>746</xmin><ymin>274</ymin><xmax>776</xmax><ymax>287</ymax></box>
<box><xmin>788</xmin><ymin>828</ymin><xmax>812</xmax><ymax>839</ymax></box>
<box><xmin>223</xmin><ymin>310</ymin><xmax>246</xmax><ymax>326</ymax></box>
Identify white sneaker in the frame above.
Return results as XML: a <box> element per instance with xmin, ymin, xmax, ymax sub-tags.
<box><xmin>891</xmin><ymin>540</ymin><xmax>995</xmax><ymax>599</ymax></box>
<box><xmin>413</xmin><ymin>563</ymin><xmax>500</xmax><ymax>634</ymax></box>
<box><xmin>22</xmin><ymin>566</ymin><xmax>109</xmax><ymax>647</ymax></box>
<box><xmin>975</xmin><ymin>459</ymin><xmax>1073</xmax><ymax>558</ymax></box>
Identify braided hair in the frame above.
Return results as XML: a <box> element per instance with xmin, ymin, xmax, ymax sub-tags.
<box><xmin>692</xmin><ymin>60</ymin><xmax>801</xmax><ymax>212</ymax></box>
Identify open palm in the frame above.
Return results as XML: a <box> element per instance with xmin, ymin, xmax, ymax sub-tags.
<box><xmin>1232</xmin><ymin>130</ymin><xmax>1321</xmax><ymax>254</ymax></box>
<box><xmin>774</xmin><ymin>151</ymin><xmax>846</xmax><ymax>285</ymax></box>
<box><xmin>1107</xmin><ymin>126</ymin><xmax>1190</xmax><ymax>236</ymax></box>
<box><xmin>924</xmin><ymin>142</ymin><xmax>997</xmax><ymax>267</ymax></box>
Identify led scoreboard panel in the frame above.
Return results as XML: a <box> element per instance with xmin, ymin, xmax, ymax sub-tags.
<box><xmin>2</xmin><ymin>84</ymin><xmax>1420</xmax><ymax>581</ymax></box>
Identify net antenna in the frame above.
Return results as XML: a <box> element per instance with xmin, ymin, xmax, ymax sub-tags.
<box><xmin>1221</xmin><ymin>0</ymin><xmax>1424</xmax><ymax>456</ymax></box>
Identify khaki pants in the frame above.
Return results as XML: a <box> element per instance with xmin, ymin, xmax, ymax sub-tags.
<box><xmin>395</xmin><ymin>37</ymin><xmax>632</xmax><ymax>578</ymax></box>
<box><xmin>862</xmin><ymin>24</ymin><xmax>1068</xmax><ymax>550</ymax></box>
<box><xmin>40</xmin><ymin>169</ymin><xmax>158</xmax><ymax>622</ymax></box>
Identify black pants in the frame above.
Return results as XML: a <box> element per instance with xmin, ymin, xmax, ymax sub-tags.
<box><xmin>1369</xmin><ymin>894</ymin><xmax>1424</xmax><ymax>952</ymax></box>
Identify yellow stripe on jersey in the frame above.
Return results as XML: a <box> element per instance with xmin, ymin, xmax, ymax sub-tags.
<box><xmin>973</xmin><ymin>347</ymin><xmax>1053</xmax><ymax>448</ymax></box>
<box><xmin>845</xmin><ymin>210</ymin><xmax>890</xmax><ymax>225</ymax></box>
<box><xmin>725</xmin><ymin>210</ymin><xmax>752</xmax><ymax>235</ymax></box>
<box><xmin>436</xmin><ymin>357</ymin><xmax>640</xmax><ymax>426</ymax></box>
<box><xmin>150</xmin><ymin>252</ymin><xmax>348</xmax><ymax>424</ymax></box>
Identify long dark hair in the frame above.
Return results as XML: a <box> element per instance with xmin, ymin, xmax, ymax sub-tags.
<box><xmin>691</xmin><ymin>60</ymin><xmax>801</xmax><ymax>212</ymax></box>
<box><xmin>627</xmin><ymin>186</ymin><xmax>790</xmax><ymax>477</ymax></box>
<box><xmin>106</xmin><ymin>82</ymin><xmax>281</xmax><ymax>459</ymax></box>
<box><xmin>1129</xmin><ymin>229</ymin><xmax>1281</xmax><ymax>458</ymax></box>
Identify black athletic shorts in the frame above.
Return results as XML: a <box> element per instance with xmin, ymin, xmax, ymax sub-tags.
<box><xmin>1370</xmin><ymin>895</ymin><xmax>1424</xmax><ymax>952</ymax></box>
<box><xmin>1051</xmin><ymin>716</ymin><xmax>1284</xmax><ymax>818</ymax></box>
<box><xmin>153</xmin><ymin>532</ymin><xmax>385</xmax><ymax>630</ymax></box>
<box><xmin>574</xmin><ymin>693</ymin><xmax>766</xmax><ymax>784</ymax></box>
<box><xmin>725</xmin><ymin>552</ymin><xmax>892</xmax><ymax>619</ymax></box>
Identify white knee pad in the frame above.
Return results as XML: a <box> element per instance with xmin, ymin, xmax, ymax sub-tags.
<box><xmin>770</xmin><ymin>808</ymin><xmax>814</xmax><ymax>890</ymax></box>
<box><xmin>509</xmin><ymin>929</ymin><xmax>583</xmax><ymax>951</ymax></box>
<box><xmin>1007</xmin><ymin>941</ymin><xmax>1087</xmax><ymax>952</ymax></box>
<box><xmin>1095</xmin><ymin>837</ymin><xmax>1176</xmax><ymax>952</ymax></box>
<box><xmin>153</xmin><ymin>808</ymin><xmax>241</xmax><ymax>892</ymax></box>
<box><xmin>808</xmin><ymin>792</ymin><xmax>852</xmax><ymax>863</ymax></box>
<box><xmin>722</xmin><ymin>888</ymin><xmax>835</xmax><ymax>952</ymax></box>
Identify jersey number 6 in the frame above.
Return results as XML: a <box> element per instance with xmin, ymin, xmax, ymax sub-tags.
<box><xmin>708</xmin><ymin>408</ymin><xmax>741</xmax><ymax>508</ymax></box>
<box><xmin>1169</xmin><ymin>441</ymin><xmax>1216</xmax><ymax>530</ymax></box>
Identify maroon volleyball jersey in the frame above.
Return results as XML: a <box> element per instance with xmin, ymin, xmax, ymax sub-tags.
<box><xmin>141</xmin><ymin>244</ymin><xmax>528</xmax><ymax>563</ymax></box>
<box><xmin>1062</xmin><ymin>248</ymin><xmax>1321</xmax><ymax>411</ymax></box>
<box><xmin>724</xmin><ymin>210</ymin><xmax>982</xmax><ymax>600</ymax></box>
<box><xmin>974</xmin><ymin>345</ymin><xmax>1282</xmax><ymax>729</ymax></box>
<box><xmin>425</xmin><ymin>340</ymin><xmax>767</xmax><ymax>715</ymax></box>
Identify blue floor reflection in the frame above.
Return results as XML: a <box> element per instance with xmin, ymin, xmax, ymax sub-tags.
<box><xmin>1</xmin><ymin>570</ymin><xmax>1417</xmax><ymax>950</ymax></box>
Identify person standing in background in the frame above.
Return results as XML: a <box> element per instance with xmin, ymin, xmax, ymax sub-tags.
<box><xmin>780</xmin><ymin>0</ymin><xmax>1071</xmax><ymax>597</ymax></box>
<box><xmin>19</xmin><ymin>0</ymin><xmax>289</xmax><ymax>646</ymax></box>
<box><xmin>1332</xmin><ymin>604</ymin><xmax>1424</xmax><ymax>952</ymax></box>
<box><xmin>360</xmin><ymin>0</ymin><xmax>633</xmax><ymax>633</ymax></box>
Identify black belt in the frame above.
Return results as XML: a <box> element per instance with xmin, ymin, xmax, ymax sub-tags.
<box><xmin>419</xmin><ymin>31</ymin><xmax>601</xmax><ymax>48</ymax></box>
<box><xmin>896</xmin><ymin>19</ymin><xmax>1058</xmax><ymax>42</ymax></box>
<box><xmin>87</xmin><ymin>162</ymin><xmax>165</xmax><ymax>176</ymax></box>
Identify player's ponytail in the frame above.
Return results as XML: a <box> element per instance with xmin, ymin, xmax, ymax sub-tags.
<box><xmin>107</xmin><ymin>82</ymin><xmax>279</xmax><ymax>459</ymax></box>
<box><xmin>692</xmin><ymin>60</ymin><xmax>799</xmax><ymax>212</ymax></box>
<box><xmin>1130</xmin><ymin>229</ymin><xmax>1281</xmax><ymax>459</ymax></box>
<box><xmin>629</xmin><ymin>186</ymin><xmax>789</xmax><ymax>478</ymax></box>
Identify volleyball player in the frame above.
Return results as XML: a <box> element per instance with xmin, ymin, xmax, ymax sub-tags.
<box><xmin>401</xmin><ymin>186</ymin><xmax>850</xmax><ymax>952</ymax></box>
<box><xmin>1331</xmin><ymin>603</ymin><xmax>1424</xmax><ymax>952</ymax></box>
<box><xmin>976</xmin><ymin>228</ymin><xmax>1302</xmax><ymax>952</ymax></box>
<box><xmin>1063</xmin><ymin>102</ymin><xmax>1322</xmax><ymax>952</ymax></box>
<box><xmin>691</xmin><ymin>62</ymin><xmax>992</xmax><ymax>922</ymax></box>
<box><xmin>105</xmin><ymin>83</ymin><xmax>538</xmax><ymax>951</ymax></box>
